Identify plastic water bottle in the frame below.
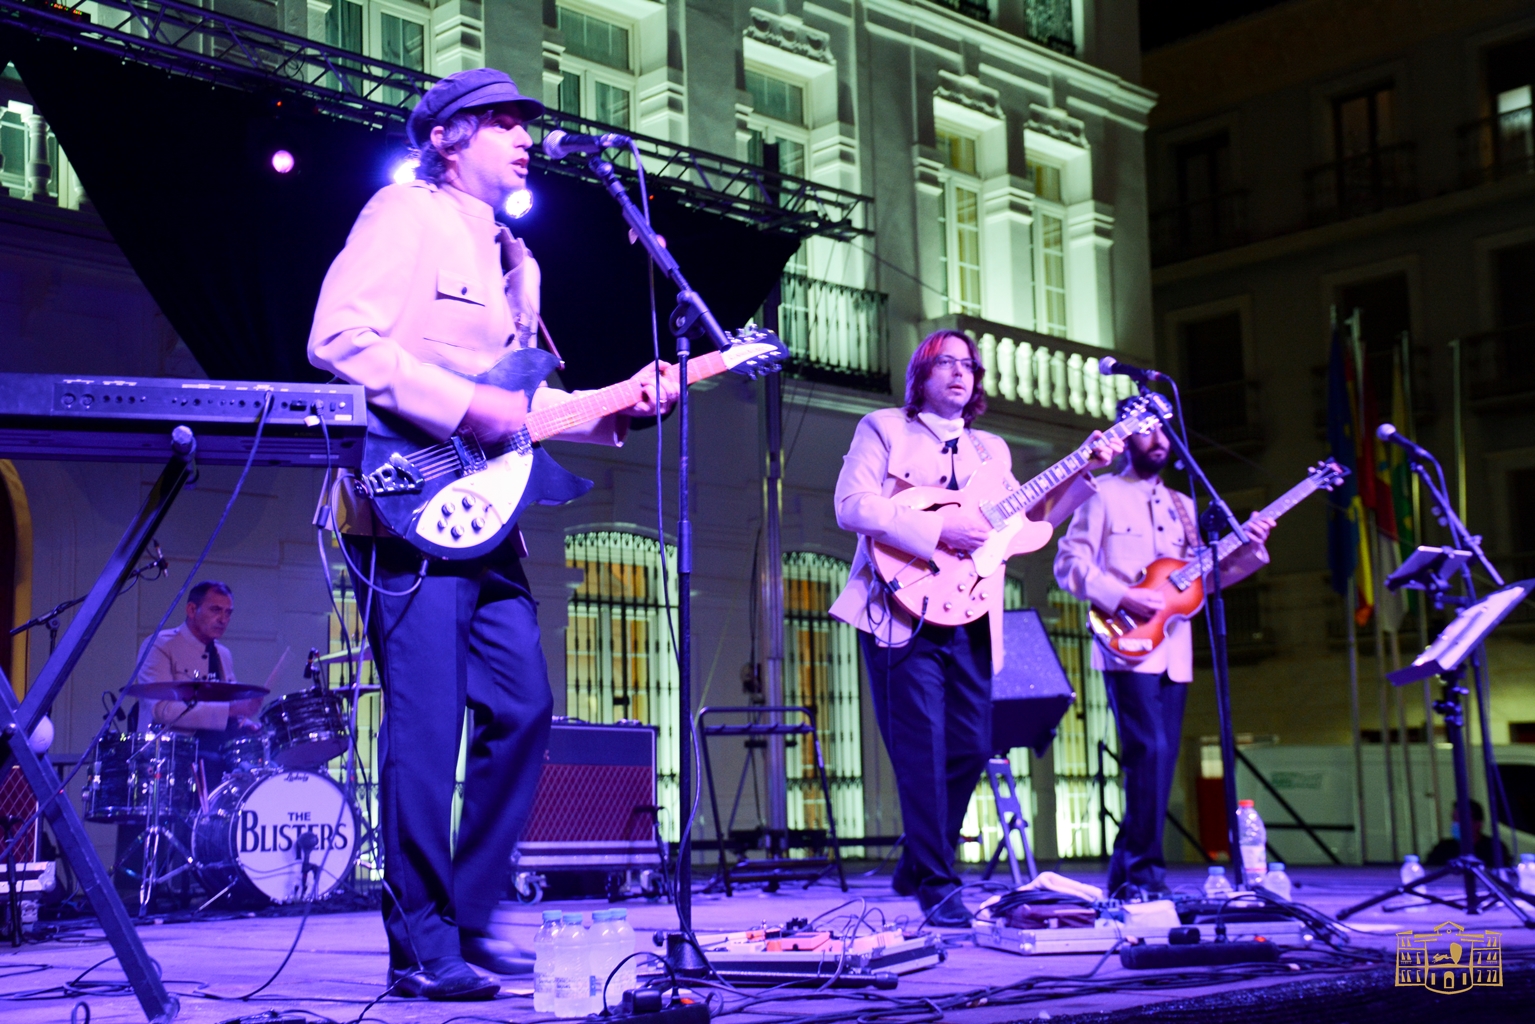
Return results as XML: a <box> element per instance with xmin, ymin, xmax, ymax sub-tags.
<box><xmin>1236</xmin><ymin>799</ymin><xmax>1267</xmax><ymax>889</ymax></box>
<box><xmin>1263</xmin><ymin>862</ymin><xmax>1292</xmax><ymax>901</ymax></box>
<box><xmin>533</xmin><ymin>909</ymin><xmax>563</xmax><ymax>1013</ymax></box>
<box><xmin>589</xmin><ymin>911</ymin><xmax>619</xmax><ymax>1012</ymax></box>
<box><xmin>554</xmin><ymin>912</ymin><xmax>591</xmax><ymax>1018</ymax></box>
<box><xmin>609</xmin><ymin>908</ymin><xmax>638</xmax><ymax>1003</ymax></box>
<box><xmin>1203</xmin><ymin>865</ymin><xmax>1234</xmax><ymax>899</ymax></box>
<box><xmin>1518</xmin><ymin>853</ymin><xmax>1535</xmax><ymax>895</ymax></box>
<box><xmin>1400</xmin><ymin>853</ymin><xmax>1428</xmax><ymax>913</ymax></box>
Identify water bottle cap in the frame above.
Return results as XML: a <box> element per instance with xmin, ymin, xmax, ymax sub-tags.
<box><xmin>1238</xmin><ymin>799</ymin><xmax>1254</xmax><ymax>808</ymax></box>
<box><xmin>543</xmin><ymin>910</ymin><xmax>564</xmax><ymax>922</ymax></box>
<box><xmin>1404</xmin><ymin>854</ymin><xmax>1420</xmax><ymax>863</ymax></box>
<box><xmin>564</xmin><ymin>913</ymin><xmax>583</xmax><ymax>924</ymax></box>
<box><xmin>591</xmin><ymin>910</ymin><xmax>610</xmax><ymax>921</ymax></box>
<box><xmin>613</xmin><ymin>908</ymin><xmax>628</xmax><ymax>919</ymax></box>
<box><xmin>1209</xmin><ymin>866</ymin><xmax>1226</xmax><ymax>875</ymax></box>
<box><xmin>1522</xmin><ymin>853</ymin><xmax>1535</xmax><ymax>863</ymax></box>
<box><xmin>1269</xmin><ymin>863</ymin><xmax>1285</xmax><ymax>871</ymax></box>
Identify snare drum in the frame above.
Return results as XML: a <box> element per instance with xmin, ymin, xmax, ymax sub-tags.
<box><xmin>261</xmin><ymin>689</ymin><xmax>350</xmax><ymax>769</ymax></box>
<box><xmin>193</xmin><ymin>769</ymin><xmax>359</xmax><ymax>904</ymax></box>
<box><xmin>82</xmin><ymin>729</ymin><xmax>200</xmax><ymax>823</ymax></box>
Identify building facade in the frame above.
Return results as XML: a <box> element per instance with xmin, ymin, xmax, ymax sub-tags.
<box><xmin>2</xmin><ymin>0</ymin><xmax>1156</xmax><ymax>872</ymax></box>
<box><xmin>1144</xmin><ymin>0</ymin><xmax>1535</xmax><ymax>865</ymax></box>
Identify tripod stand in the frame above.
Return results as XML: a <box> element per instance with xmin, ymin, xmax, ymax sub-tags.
<box><xmin>1339</xmin><ymin>580</ymin><xmax>1535</xmax><ymax>925</ymax></box>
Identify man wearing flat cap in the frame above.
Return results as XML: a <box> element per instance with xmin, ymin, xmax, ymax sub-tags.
<box><xmin>310</xmin><ymin>68</ymin><xmax>678</xmax><ymax>1001</ymax></box>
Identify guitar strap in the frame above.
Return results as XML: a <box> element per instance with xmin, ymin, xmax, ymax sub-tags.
<box><xmin>1167</xmin><ymin>483</ymin><xmax>1200</xmax><ymax>557</ymax></box>
<box><xmin>966</xmin><ymin>430</ymin><xmax>991</xmax><ymax>463</ymax></box>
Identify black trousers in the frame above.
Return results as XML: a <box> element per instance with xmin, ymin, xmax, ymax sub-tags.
<box><xmin>860</xmin><ymin>622</ymin><xmax>992</xmax><ymax>901</ymax></box>
<box><xmin>1103</xmin><ymin>670</ymin><xmax>1188</xmax><ymax>896</ymax></box>
<box><xmin>357</xmin><ymin>538</ymin><xmax>553</xmax><ymax>969</ymax></box>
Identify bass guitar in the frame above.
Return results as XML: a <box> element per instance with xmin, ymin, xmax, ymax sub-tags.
<box><xmin>870</xmin><ymin>393</ymin><xmax>1172</xmax><ymax>627</ymax></box>
<box><xmin>1086</xmin><ymin>458</ymin><xmax>1348</xmax><ymax>660</ymax></box>
<box><xmin>358</xmin><ymin>328</ymin><xmax>786</xmax><ymax>559</ymax></box>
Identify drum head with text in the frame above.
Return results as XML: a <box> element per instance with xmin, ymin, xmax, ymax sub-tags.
<box><xmin>224</xmin><ymin>771</ymin><xmax>358</xmax><ymax>903</ymax></box>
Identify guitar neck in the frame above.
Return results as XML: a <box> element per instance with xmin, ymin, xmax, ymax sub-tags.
<box><xmin>987</xmin><ymin>412</ymin><xmax>1150</xmax><ymax>523</ymax></box>
<box><xmin>523</xmin><ymin>351</ymin><xmax>727</xmax><ymax>443</ymax></box>
<box><xmin>1173</xmin><ymin>474</ymin><xmax>1324</xmax><ymax>583</ymax></box>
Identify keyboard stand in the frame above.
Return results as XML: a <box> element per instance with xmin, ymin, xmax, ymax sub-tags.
<box><xmin>0</xmin><ymin>431</ymin><xmax>197</xmax><ymax>1023</ymax></box>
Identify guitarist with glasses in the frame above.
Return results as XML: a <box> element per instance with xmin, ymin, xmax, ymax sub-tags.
<box><xmin>828</xmin><ymin>330</ymin><xmax>1121</xmax><ymax>926</ymax></box>
<box><xmin>1053</xmin><ymin>399</ymin><xmax>1272</xmax><ymax>899</ymax></box>
<box><xmin>308</xmin><ymin>70</ymin><xmax>678</xmax><ymax>1000</ymax></box>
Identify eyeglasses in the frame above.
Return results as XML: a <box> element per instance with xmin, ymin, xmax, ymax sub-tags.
<box><xmin>933</xmin><ymin>356</ymin><xmax>978</xmax><ymax>374</ymax></box>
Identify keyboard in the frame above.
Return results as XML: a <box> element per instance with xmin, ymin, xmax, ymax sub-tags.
<box><xmin>0</xmin><ymin>373</ymin><xmax>367</xmax><ymax>467</ymax></box>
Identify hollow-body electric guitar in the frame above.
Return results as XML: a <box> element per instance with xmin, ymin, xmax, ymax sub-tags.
<box><xmin>358</xmin><ymin>328</ymin><xmax>785</xmax><ymax>559</ymax></box>
<box><xmin>870</xmin><ymin>393</ymin><xmax>1172</xmax><ymax>627</ymax></box>
<box><xmin>1086</xmin><ymin>458</ymin><xmax>1348</xmax><ymax>660</ymax></box>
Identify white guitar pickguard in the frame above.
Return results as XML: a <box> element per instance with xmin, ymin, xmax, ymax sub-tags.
<box><xmin>412</xmin><ymin>451</ymin><xmax>534</xmax><ymax>551</ymax></box>
<box><xmin>971</xmin><ymin>517</ymin><xmax>1021</xmax><ymax>578</ymax></box>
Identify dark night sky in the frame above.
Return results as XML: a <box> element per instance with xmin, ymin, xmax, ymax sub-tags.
<box><xmin>1140</xmin><ymin>0</ymin><xmax>1295</xmax><ymax>51</ymax></box>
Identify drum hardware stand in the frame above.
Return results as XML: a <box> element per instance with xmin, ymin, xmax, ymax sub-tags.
<box><xmin>116</xmin><ymin>738</ymin><xmax>197</xmax><ymax>916</ymax></box>
<box><xmin>980</xmin><ymin>758</ymin><xmax>1037</xmax><ymax>887</ymax></box>
<box><xmin>2</xmin><ymin>812</ymin><xmax>22</xmax><ymax>944</ymax></box>
<box><xmin>0</xmin><ymin>429</ymin><xmax>197</xmax><ymax>1024</ymax></box>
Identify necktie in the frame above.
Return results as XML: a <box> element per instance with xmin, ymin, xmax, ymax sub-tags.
<box><xmin>205</xmin><ymin>641</ymin><xmax>224</xmax><ymax>681</ymax></box>
<box><xmin>942</xmin><ymin>438</ymin><xmax>960</xmax><ymax>490</ymax></box>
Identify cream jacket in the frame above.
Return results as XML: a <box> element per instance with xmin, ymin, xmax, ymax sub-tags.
<box><xmin>1053</xmin><ymin>473</ymin><xmax>1268</xmax><ymax>681</ymax></box>
<box><xmin>308</xmin><ymin>179</ymin><xmax>625</xmax><ymax>446</ymax></box>
<box><xmin>828</xmin><ymin>407</ymin><xmax>1098</xmax><ymax>672</ymax></box>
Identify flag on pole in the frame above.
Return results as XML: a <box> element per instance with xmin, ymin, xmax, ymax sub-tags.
<box><xmin>1326</xmin><ymin>317</ymin><xmax>1361</xmax><ymax>600</ymax></box>
<box><xmin>1345</xmin><ymin>324</ymin><xmax>1375</xmax><ymax>626</ymax></box>
<box><xmin>1388</xmin><ymin>349</ymin><xmax>1419</xmax><ymax>617</ymax></box>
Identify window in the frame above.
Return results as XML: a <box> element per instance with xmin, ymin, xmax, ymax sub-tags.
<box><xmin>1029</xmin><ymin>158</ymin><xmax>1067</xmax><ymax>337</ymax></box>
<box><xmin>745</xmin><ymin>68</ymin><xmax>808</xmax><ymax>187</ymax></box>
<box><xmin>782</xmin><ymin>553</ymin><xmax>863</xmax><ymax>846</ymax></box>
<box><xmin>1173</xmin><ymin>132</ymin><xmax>1234</xmax><ymax>241</ymax></box>
<box><xmin>1334</xmin><ymin>85</ymin><xmax>1396</xmax><ymax>160</ymax></box>
<box><xmin>1180</xmin><ymin>312</ymin><xmax>1250</xmax><ymax>438</ymax></box>
<box><xmin>565</xmin><ymin>531</ymin><xmax>680</xmax><ymax>838</ymax></box>
<box><xmin>937</xmin><ymin>128</ymin><xmax>982</xmax><ymax>316</ymax></box>
<box><xmin>324</xmin><ymin>2</ymin><xmax>429</xmax><ymax>104</ymax></box>
<box><xmin>380</xmin><ymin>12</ymin><xmax>425</xmax><ymax>70</ymax></box>
<box><xmin>746</xmin><ymin>69</ymin><xmax>804</xmax><ymax>127</ymax></box>
<box><xmin>1494</xmin><ymin>241</ymin><xmax>1535</xmax><ymax>328</ymax></box>
<box><xmin>326</xmin><ymin>0</ymin><xmax>363</xmax><ymax>52</ymax></box>
<box><xmin>1315</xmin><ymin>83</ymin><xmax>1413</xmax><ymax>218</ymax></box>
<box><xmin>557</xmin><ymin>6</ymin><xmax>634</xmax><ymax>131</ymax></box>
<box><xmin>1487</xmin><ymin>36</ymin><xmax>1534</xmax><ymax>176</ymax></box>
<box><xmin>1337</xmin><ymin>273</ymin><xmax>1411</xmax><ymax>407</ymax></box>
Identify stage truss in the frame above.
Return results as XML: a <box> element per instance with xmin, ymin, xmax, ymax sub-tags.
<box><xmin>0</xmin><ymin>0</ymin><xmax>872</xmax><ymax>239</ymax></box>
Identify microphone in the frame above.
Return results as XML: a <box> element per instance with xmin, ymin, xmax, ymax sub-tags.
<box><xmin>1098</xmin><ymin>356</ymin><xmax>1167</xmax><ymax>383</ymax></box>
<box><xmin>150</xmin><ymin>540</ymin><xmax>169</xmax><ymax>572</ymax></box>
<box><xmin>542</xmin><ymin>129</ymin><xmax>632</xmax><ymax>160</ymax></box>
<box><xmin>1376</xmin><ymin>422</ymin><xmax>1434</xmax><ymax>461</ymax></box>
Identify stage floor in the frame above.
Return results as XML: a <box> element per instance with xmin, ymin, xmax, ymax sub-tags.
<box><xmin>3</xmin><ymin>864</ymin><xmax>1534</xmax><ymax>1023</ymax></box>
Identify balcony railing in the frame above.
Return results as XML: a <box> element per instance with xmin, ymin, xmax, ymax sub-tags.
<box><xmin>1462</xmin><ymin>323</ymin><xmax>1535</xmax><ymax>410</ymax></box>
<box><xmin>1184</xmin><ymin>378</ymin><xmax>1263</xmax><ymax>451</ymax></box>
<box><xmin>930</xmin><ymin>0</ymin><xmax>992</xmax><ymax>27</ymax></box>
<box><xmin>1303</xmin><ymin>142</ymin><xmax>1417</xmax><ymax>224</ymax></box>
<box><xmin>927</xmin><ymin>314</ymin><xmax>1134</xmax><ymax>423</ymax></box>
<box><xmin>778</xmin><ymin>273</ymin><xmax>890</xmax><ymax>392</ymax></box>
<box><xmin>1150</xmin><ymin>189</ymin><xmax>1249</xmax><ymax>265</ymax></box>
<box><xmin>1458</xmin><ymin>108</ymin><xmax>1535</xmax><ymax>187</ymax></box>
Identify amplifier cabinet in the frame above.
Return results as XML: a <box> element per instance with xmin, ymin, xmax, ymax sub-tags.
<box><xmin>512</xmin><ymin>720</ymin><xmax>663</xmax><ymax>875</ymax></box>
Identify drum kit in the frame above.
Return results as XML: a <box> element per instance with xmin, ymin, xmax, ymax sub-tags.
<box><xmin>84</xmin><ymin>675</ymin><xmax>365</xmax><ymax>914</ymax></box>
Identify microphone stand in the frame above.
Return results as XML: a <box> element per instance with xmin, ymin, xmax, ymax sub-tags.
<box><xmin>1138</xmin><ymin>381</ymin><xmax>1251</xmax><ymax>865</ymax></box>
<box><xmin>586</xmin><ymin>154</ymin><xmax>732</xmax><ymax>940</ymax></box>
<box><xmin>1392</xmin><ymin>439</ymin><xmax>1511</xmax><ymax>872</ymax></box>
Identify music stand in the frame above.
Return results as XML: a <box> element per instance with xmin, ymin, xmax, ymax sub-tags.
<box><xmin>1384</xmin><ymin>545</ymin><xmax>1471</xmax><ymax>597</ymax></box>
<box><xmin>1338</xmin><ymin>579</ymin><xmax>1535</xmax><ymax>925</ymax></box>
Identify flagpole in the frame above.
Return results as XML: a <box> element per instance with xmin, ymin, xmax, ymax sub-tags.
<box><xmin>1388</xmin><ymin>343</ymin><xmax>1420</xmax><ymax>856</ymax></box>
<box><xmin>1401</xmin><ymin>330</ymin><xmax>1442</xmax><ymax>840</ymax></box>
<box><xmin>1347</xmin><ymin>578</ymin><xmax>1366</xmax><ymax>865</ymax></box>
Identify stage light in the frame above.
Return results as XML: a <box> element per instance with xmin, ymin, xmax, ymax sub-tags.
<box><xmin>392</xmin><ymin>156</ymin><xmax>420</xmax><ymax>185</ymax></box>
<box><xmin>271</xmin><ymin>149</ymin><xmax>295</xmax><ymax>174</ymax></box>
<box><xmin>506</xmin><ymin>189</ymin><xmax>533</xmax><ymax>219</ymax></box>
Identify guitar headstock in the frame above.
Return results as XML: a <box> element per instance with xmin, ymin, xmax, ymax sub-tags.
<box><xmin>1309</xmin><ymin>458</ymin><xmax>1350</xmax><ymax>490</ymax></box>
<box><xmin>719</xmin><ymin>326</ymin><xmax>788</xmax><ymax>379</ymax></box>
<box><xmin>1115</xmin><ymin>392</ymin><xmax>1174</xmax><ymax>435</ymax></box>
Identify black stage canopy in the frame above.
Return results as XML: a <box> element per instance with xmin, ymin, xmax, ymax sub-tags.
<box><xmin>0</xmin><ymin>30</ymin><xmax>801</xmax><ymax>393</ymax></box>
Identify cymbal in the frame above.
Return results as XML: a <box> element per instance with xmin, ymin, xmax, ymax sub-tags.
<box><xmin>125</xmin><ymin>680</ymin><xmax>270</xmax><ymax>703</ymax></box>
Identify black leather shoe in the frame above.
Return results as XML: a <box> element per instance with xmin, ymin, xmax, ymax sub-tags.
<box><xmin>920</xmin><ymin>888</ymin><xmax>974</xmax><ymax>928</ymax></box>
<box><xmin>461</xmin><ymin>934</ymin><xmax>536</xmax><ymax>976</ymax></box>
<box><xmin>388</xmin><ymin>956</ymin><xmax>500</xmax><ymax>1001</ymax></box>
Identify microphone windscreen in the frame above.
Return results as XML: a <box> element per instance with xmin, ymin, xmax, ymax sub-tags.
<box><xmin>1098</xmin><ymin>356</ymin><xmax>1116</xmax><ymax>376</ymax></box>
<box><xmin>1376</xmin><ymin>422</ymin><xmax>1397</xmax><ymax>441</ymax></box>
<box><xmin>541</xmin><ymin>130</ymin><xmax>567</xmax><ymax>157</ymax></box>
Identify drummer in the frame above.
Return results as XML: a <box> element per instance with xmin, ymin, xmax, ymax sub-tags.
<box><xmin>137</xmin><ymin>580</ymin><xmax>260</xmax><ymax>787</ymax></box>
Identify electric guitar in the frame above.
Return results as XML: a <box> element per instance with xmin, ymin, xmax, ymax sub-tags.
<box><xmin>1085</xmin><ymin>458</ymin><xmax>1348</xmax><ymax>660</ymax></box>
<box><xmin>358</xmin><ymin>328</ymin><xmax>786</xmax><ymax>559</ymax></box>
<box><xmin>870</xmin><ymin>393</ymin><xmax>1173</xmax><ymax>627</ymax></box>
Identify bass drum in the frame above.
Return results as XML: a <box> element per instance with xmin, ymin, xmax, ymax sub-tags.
<box><xmin>193</xmin><ymin>770</ymin><xmax>359</xmax><ymax>905</ymax></box>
